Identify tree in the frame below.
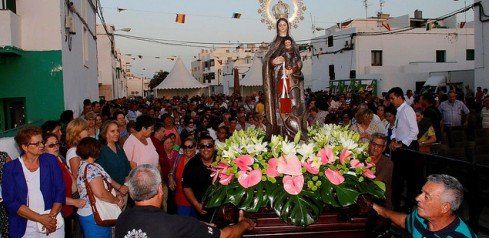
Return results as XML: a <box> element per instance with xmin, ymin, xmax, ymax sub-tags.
<box><xmin>148</xmin><ymin>70</ymin><xmax>169</xmax><ymax>89</ymax></box>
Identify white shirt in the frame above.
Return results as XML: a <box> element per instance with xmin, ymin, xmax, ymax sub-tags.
<box><xmin>20</xmin><ymin>157</ymin><xmax>44</xmax><ymax>227</ymax></box>
<box><xmin>66</xmin><ymin>147</ymin><xmax>78</xmax><ymax>172</ymax></box>
<box><xmin>391</xmin><ymin>102</ymin><xmax>419</xmax><ymax>147</ymax></box>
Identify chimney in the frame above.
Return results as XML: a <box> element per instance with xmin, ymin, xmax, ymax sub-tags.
<box><xmin>414</xmin><ymin>10</ymin><xmax>423</xmax><ymax>19</ymax></box>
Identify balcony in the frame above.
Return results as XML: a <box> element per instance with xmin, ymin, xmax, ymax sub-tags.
<box><xmin>0</xmin><ymin>9</ymin><xmax>21</xmax><ymax>55</ymax></box>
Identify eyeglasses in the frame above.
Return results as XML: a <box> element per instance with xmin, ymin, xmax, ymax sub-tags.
<box><xmin>199</xmin><ymin>144</ymin><xmax>214</xmax><ymax>149</ymax></box>
<box><xmin>27</xmin><ymin>141</ymin><xmax>45</xmax><ymax>147</ymax></box>
<box><xmin>370</xmin><ymin>142</ymin><xmax>386</xmax><ymax>148</ymax></box>
<box><xmin>182</xmin><ymin>144</ymin><xmax>195</xmax><ymax>149</ymax></box>
<box><xmin>45</xmin><ymin>142</ymin><xmax>60</xmax><ymax>148</ymax></box>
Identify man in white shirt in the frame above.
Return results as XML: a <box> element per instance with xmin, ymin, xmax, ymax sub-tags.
<box><xmin>388</xmin><ymin>87</ymin><xmax>419</xmax><ymax>212</ymax></box>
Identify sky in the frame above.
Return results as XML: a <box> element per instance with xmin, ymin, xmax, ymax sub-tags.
<box><xmin>99</xmin><ymin>0</ymin><xmax>474</xmax><ymax>78</ymax></box>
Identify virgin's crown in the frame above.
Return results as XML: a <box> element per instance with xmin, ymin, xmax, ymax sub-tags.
<box><xmin>273</xmin><ymin>0</ymin><xmax>290</xmax><ymax>20</ymax></box>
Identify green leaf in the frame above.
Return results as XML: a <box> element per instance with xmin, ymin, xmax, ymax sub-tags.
<box><xmin>203</xmin><ymin>184</ymin><xmax>228</xmax><ymax>208</ymax></box>
<box><xmin>319</xmin><ymin>178</ymin><xmax>340</xmax><ymax>207</ymax></box>
<box><xmin>335</xmin><ymin>185</ymin><xmax>360</xmax><ymax>206</ymax></box>
<box><xmin>359</xmin><ymin>180</ymin><xmax>386</xmax><ymax>199</ymax></box>
<box><xmin>268</xmin><ymin>184</ymin><xmax>323</xmax><ymax>227</ymax></box>
<box><xmin>239</xmin><ymin>182</ymin><xmax>267</xmax><ymax>212</ymax></box>
<box><xmin>294</xmin><ymin>131</ymin><xmax>302</xmax><ymax>144</ymax></box>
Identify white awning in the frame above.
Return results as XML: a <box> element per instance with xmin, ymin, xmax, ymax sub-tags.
<box><xmin>240</xmin><ymin>56</ymin><xmax>263</xmax><ymax>87</ymax></box>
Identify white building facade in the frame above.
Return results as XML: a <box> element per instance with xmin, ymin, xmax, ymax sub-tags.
<box><xmin>475</xmin><ymin>0</ymin><xmax>489</xmax><ymax>90</ymax></box>
<box><xmin>126</xmin><ymin>73</ymin><xmax>149</xmax><ymax>98</ymax></box>
<box><xmin>311</xmin><ymin>13</ymin><xmax>475</xmax><ymax>93</ymax></box>
<box><xmin>0</xmin><ymin>0</ymin><xmax>98</xmax><ymax>132</ymax></box>
<box><xmin>96</xmin><ymin>24</ymin><xmax>129</xmax><ymax>100</ymax></box>
<box><xmin>191</xmin><ymin>45</ymin><xmax>261</xmax><ymax>95</ymax></box>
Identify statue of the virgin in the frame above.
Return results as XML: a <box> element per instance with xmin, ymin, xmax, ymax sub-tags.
<box><xmin>262</xmin><ymin>18</ymin><xmax>307</xmax><ymax>140</ymax></box>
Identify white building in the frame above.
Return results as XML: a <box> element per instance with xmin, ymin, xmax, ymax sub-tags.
<box><xmin>191</xmin><ymin>44</ymin><xmax>262</xmax><ymax>95</ymax></box>
<box><xmin>126</xmin><ymin>73</ymin><xmax>150</xmax><ymax>97</ymax></box>
<box><xmin>96</xmin><ymin>24</ymin><xmax>129</xmax><ymax>100</ymax></box>
<box><xmin>475</xmin><ymin>0</ymin><xmax>489</xmax><ymax>90</ymax></box>
<box><xmin>0</xmin><ymin>0</ymin><xmax>98</xmax><ymax>132</ymax></box>
<box><xmin>311</xmin><ymin>12</ymin><xmax>474</xmax><ymax>93</ymax></box>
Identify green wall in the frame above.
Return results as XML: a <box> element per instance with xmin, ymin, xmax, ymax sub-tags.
<box><xmin>0</xmin><ymin>50</ymin><xmax>64</xmax><ymax>131</ymax></box>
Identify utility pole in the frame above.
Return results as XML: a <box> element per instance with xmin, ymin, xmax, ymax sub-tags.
<box><xmin>363</xmin><ymin>0</ymin><xmax>368</xmax><ymax>19</ymax></box>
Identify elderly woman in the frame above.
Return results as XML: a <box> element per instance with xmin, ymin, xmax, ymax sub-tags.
<box><xmin>173</xmin><ymin>138</ymin><xmax>198</xmax><ymax>217</ymax></box>
<box><xmin>76</xmin><ymin>137</ymin><xmax>128</xmax><ymax>238</ymax></box>
<box><xmin>2</xmin><ymin>126</ymin><xmax>65</xmax><ymax>238</ymax></box>
<box><xmin>65</xmin><ymin>118</ymin><xmax>89</xmax><ymax>178</ymax></box>
<box><xmin>96</xmin><ymin>121</ymin><xmax>131</xmax><ymax>186</ymax></box>
<box><xmin>43</xmin><ymin>133</ymin><xmax>86</xmax><ymax>237</ymax></box>
<box><xmin>351</xmin><ymin>108</ymin><xmax>387</xmax><ymax>143</ymax></box>
<box><xmin>123</xmin><ymin>115</ymin><xmax>159</xmax><ymax>170</ymax></box>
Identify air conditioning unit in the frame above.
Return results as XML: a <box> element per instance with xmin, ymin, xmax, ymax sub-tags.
<box><xmin>65</xmin><ymin>15</ymin><xmax>76</xmax><ymax>34</ymax></box>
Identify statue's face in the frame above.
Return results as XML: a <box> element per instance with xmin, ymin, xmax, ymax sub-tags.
<box><xmin>278</xmin><ymin>20</ymin><xmax>288</xmax><ymax>36</ymax></box>
<box><xmin>285</xmin><ymin>40</ymin><xmax>292</xmax><ymax>50</ymax></box>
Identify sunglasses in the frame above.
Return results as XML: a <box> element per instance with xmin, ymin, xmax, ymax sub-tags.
<box><xmin>182</xmin><ymin>144</ymin><xmax>195</xmax><ymax>149</ymax></box>
<box><xmin>199</xmin><ymin>144</ymin><xmax>214</xmax><ymax>149</ymax></box>
<box><xmin>45</xmin><ymin>142</ymin><xmax>60</xmax><ymax>148</ymax></box>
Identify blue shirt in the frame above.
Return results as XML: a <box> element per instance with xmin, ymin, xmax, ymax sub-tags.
<box><xmin>406</xmin><ymin>209</ymin><xmax>477</xmax><ymax>238</ymax></box>
<box><xmin>438</xmin><ymin>100</ymin><xmax>470</xmax><ymax>127</ymax></box>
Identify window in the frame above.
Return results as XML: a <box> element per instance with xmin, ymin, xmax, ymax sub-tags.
<box><xmin>210</xmin><ymin>59</ymin><xmax>215</xmax><ymax>67</ymax></box>
<box><xmin>327</xmin><ymin>35</ymin><xmax>334</xmax><ymax>47</ymax></box>
<box><xmin>436</xmin><ymin>50</ymin><xmax>446</xmax><ymax>63</ymax></box>
<box><xmin>1</xmin><ymin>97</ymin><xmax>25</xmax><ymax>131</ymax></box>
<box><xmin>329</xmin><ymin>65</ymin><xmax>335</xmax><ymax>80</ymax></box>
<box><xmin>1</xmin><ymin>0</ymin><xmax>16</xmax><ymax>13</ymax></box>
<box><xmin>371</xmin><ymin>50</ymin><xmax>383</xmax><ymax>66</ymax></box>
<box><xmin>83</xmin><ymin>27</ymin><xmax>89</xmax><ymax>67</ymax></box>
<box><xmin>466</xmin><ymin>49</ymin><xmax>475</xmax><ymax>61</ymax></box>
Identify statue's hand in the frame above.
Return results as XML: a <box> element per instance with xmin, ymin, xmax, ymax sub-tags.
<box><xmin>272</xmin><ymin>56</ymin><xmax>285</xmax><ymax>65</ymax></box>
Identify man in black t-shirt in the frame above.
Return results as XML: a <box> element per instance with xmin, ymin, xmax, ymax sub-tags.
<box><xmin>115</xmin><ymin>164</ymin><xmax>255</xmax><ymax>238</ymax></box>
<box><xmin>182</xmin><ymin>135</ymin><xmax>216</xmax><ymax>221</ymax></box>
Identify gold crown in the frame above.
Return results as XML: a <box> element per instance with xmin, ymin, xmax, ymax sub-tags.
<box><xmin>273</xmin><ymin>0</ymin><xmax>290</xmax><ymax>20</ymax></box>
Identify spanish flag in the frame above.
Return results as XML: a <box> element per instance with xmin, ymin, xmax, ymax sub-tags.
<box><xmin>175</xmin><ymin>14</ymin><xmax>186</xmax><ymax>23</ymax></box>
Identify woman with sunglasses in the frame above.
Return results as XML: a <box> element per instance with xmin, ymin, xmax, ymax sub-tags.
<box><xmin>43</xmin><ymin>133</ymin><xmax>86</xmax><ymax>237</ymax></box>
<box><xmin>2</xmin><ymin>126</ymin><xmax>65</xmax><ymax>237</ymax></box>
<box><xmin>173</xmin><ymin>138</ymin><xmax>197</xmax><ymax>217</ymax></box>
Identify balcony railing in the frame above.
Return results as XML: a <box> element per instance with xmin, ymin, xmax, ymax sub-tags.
<box><xmin>0</xmin><ymin>9</ymin><xmax>20</xmax><ymax>49</ymax></box>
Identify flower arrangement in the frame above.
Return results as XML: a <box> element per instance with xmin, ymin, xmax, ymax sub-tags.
<box><xmin>204</xmin><ymin>125</ymin><xmax>385</xmax><ymax>227</ymax></box>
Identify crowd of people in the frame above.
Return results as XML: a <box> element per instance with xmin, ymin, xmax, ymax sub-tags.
<box><xmin>0</xmin><ymin>84</ymin><xmax>487</xmax><ymax>238</ymax></box>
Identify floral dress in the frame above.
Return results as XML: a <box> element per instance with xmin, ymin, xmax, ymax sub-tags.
<box><xmin>76</xmin><ymin>161</ymin><xmax>112</xmax><ymax>217</ymax></box>
<box><xmin>0</xmin><ymin>151</ymin><xmax>9</xmax><ymax>237</ymax></box>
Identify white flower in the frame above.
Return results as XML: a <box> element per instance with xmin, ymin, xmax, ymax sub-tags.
<box><xmin>297</xmin><ymin>143</ymin><xmax>315</xmax><ymax>162</ymax></box>
<box><xmin>281</xmin><ymin>141</ymin><xmax>297</xmax><ymax>155</ymax></box>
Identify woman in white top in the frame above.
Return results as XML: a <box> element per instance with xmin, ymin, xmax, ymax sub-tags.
<box><xmin>76</xmin><ymin>137</ymin><xmax>127</xmax><ymax>238</ymax></box>
<box><xmin>65</xmin><ymin>118</ymin><xmax>89</xmax><ymax>178</ymax></box>
<box><xmin>123</xmin><ymin>115</ymin><xmax>160</xmax><ymax>170</ymax></box>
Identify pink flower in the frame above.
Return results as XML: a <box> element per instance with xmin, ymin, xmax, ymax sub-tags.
<box><xmin>277</xmin><ymin>154</ymin><xmax>302</xmax><ymax>176</ymax></box>
<box><xmin>349</xmin><ymin>159</ymin><xmax>364</xmax><ymax>169</ymax></box>
<box><xmin>219</xmin><ymin>173</ymin><xmax>235</xmax><ymax>185</ymax></box>
<box><xmin>211</xmin><ymin>162</ymin><xmax>230</xmax><ymax>184</ymax></box>
<box><xmin>339</xmin><ymin>149</ymin><xmax>352</xmax><ymax>165</ymax></box>
<box><xmin>363</xmin><ymin>169</ymin><xmax>376</xmax><ymax>179</ymax></box>
<box><xmin>238</xmin><ymin>169</ymin><xmax>262</xmax><ymax>188</ymax></box>
<box><xmin>266</xmin><ymin>158</ymin><xmax>279</xmax><ymax>178</ymax></box>
<box><xmin>302</xmin><ymin>159</ymin><xmax>319</xmax><ymax>174</ymax></box>
<box><xmin>283</xmin><ymin>175</ymin><xmax>304</xmax><ymax>195</ymax></box>
<box><xmin>325</xmin><ymin>168</ymin><xmax>345</xmax><ymax>185</ymax></box>
<box><xmin>365</xmin><ymin>162</ymin><xmax>375</xmax><ymax>169</ymax></box>
<box><xmin>235</xmin><ymin>155</ymin><xmax>254</xmax><ymax>171</ymax></box>
<box><xmin>317</xmin><ymin>147</ymin><xmax>335</xmax><ymax>164</ymax></box>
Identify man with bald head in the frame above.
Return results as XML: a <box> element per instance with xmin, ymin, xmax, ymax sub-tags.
<box><xmin>115</xmin><ymin>164</ymin><xmax>255</xmax><ymax>238</ymax></box>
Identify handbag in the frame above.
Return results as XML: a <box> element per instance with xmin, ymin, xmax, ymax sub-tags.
<box><xmin>83</xmin><ymin>164</ymin><xmax>122</xmax><ymax>226</ymax></box>
<box><xmin>279</xmin><ymin>62</ymin><xmax>292</xmax><ymax>113</ymax></box>
<box><xmin>36</xmin><ymin>210</ymin><xmax>64</xmax><ymax>233</ymax></box>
